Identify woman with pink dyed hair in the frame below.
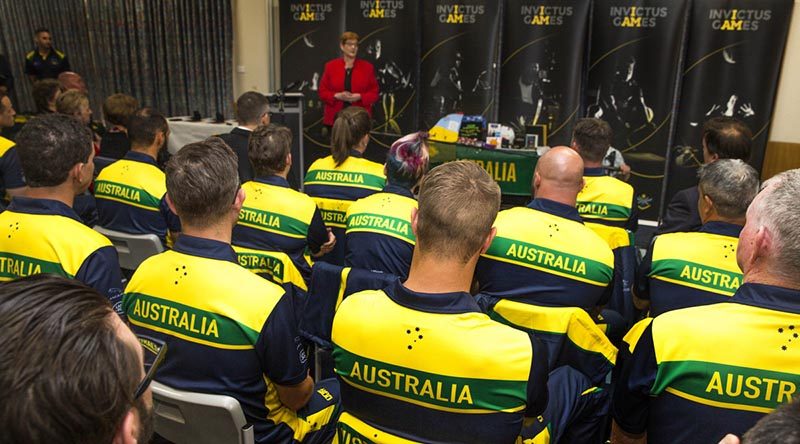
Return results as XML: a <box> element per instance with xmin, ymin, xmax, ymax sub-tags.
<box><xmin>343</xmin><ymin>132</ymin><xmax>430</xmax><ymax>279</ymax></box>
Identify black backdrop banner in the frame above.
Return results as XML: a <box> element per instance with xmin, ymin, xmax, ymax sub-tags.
<box><xmin>586</xmin><ymin>0</ymin><xmax>690</xmax><ymax>220</ymax></box>
<box><xmin>419</xmin><ymin>0</ymin><xmax>503</xmax><ymax>128</ymax></box>
<box><xmin>499</xmin><ymin>0</ymin><xmax>591</xmax><ymax>146</ymax></box>
<box><xmin>346</xmin><ymin>1</ymin><xmax>421</xmax><ymax>138</ymax></box>
<box><xmin>279</xmin><ymin>0</ymin><xmax>346</xmax><ymax>169</ymax></box>
<box><xmin>664</xmin><ymin>0</ymin><xmax>794</xmax><ymax>210</ymax></box>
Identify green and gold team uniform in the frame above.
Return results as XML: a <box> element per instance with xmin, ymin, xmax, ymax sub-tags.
<box><xmin>304</xmin><ymin>151</ymin><xmax>385</xmax><ymax>265</ymax></box>
<box><xmin>613</xmin><ymin>283</ymin><xmax>800</xmax><ymax>443</ymax></box>
<box><xmin>476</xmin><ymin>198</ymin><xmax>614</xmax><ymax>310</ymax></box>
<box><xmin>232</xmin><ymin>175</ymin><xmax>329</xmax><ymax>283</ymax></box>
<box><xmin>345</xmin><ymin>184</ymin><xmax>416</xmax><ymax>279</ymax></box>
<box><xmin>576</xmin><ymin>167</ymin><xmax>637</xmax><ymax>250</ymax></box>
<box><xmin>123</xmin><ymin>235</ymin><xmax>339</xmax><ymax>443</ymax></box>
<box><xmin>637</xmin><ymin>221</ymin><xmax>743</xmax><ymax>316</ymax></box>
<box><xmin>332</xmin><ymin>280</ymin><xmax>549</xmax><ymax>443</ymax></box>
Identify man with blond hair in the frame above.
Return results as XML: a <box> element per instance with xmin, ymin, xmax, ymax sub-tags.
<box><xmin>331</xmin><ymin>160</ymin><xmax>549</xmax><ymax>443</ymax></box>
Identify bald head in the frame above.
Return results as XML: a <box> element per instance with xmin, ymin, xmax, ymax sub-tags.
<box><xmin>533</xmin><ymin>146</ymin><xmax>584</xmax><ymax>205</ymax></box>
<box><xmin>58</xmin><ymin>72</ymin><xmax>88</xmax><ymax>94</ymax></box>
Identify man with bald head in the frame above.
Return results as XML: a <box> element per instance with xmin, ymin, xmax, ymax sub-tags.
<box><xmin>475</xmin><ymin>147</ymin><xmax>615</xmax><ymax>312</ymax></box>
<box><xmin>58</xmin><ymin>71</ymin><xmax>88</xmax><ymax>94</ymax></box>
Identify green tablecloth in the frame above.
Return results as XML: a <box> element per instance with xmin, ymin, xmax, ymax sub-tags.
<box><xmin>428</xmin><ymin>141</ymin><xmax>539</xmax><ymax>196</ymax></box>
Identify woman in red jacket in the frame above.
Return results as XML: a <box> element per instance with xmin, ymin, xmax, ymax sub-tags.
<box><xmin>319</xmin><ymin>31</ymin><xmax>379</xmax><ymax>129</ymax></box>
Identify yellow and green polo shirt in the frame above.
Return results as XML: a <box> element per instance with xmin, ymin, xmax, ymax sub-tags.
<box><xmin>344</xmin><ymin>184</ymin><xmax>416</xmax><ymax>279</ymax></box>
<box><xmin>577</xmin><ymin>167</ymin><xmax>637</xmax><ymax>250</ymax></box>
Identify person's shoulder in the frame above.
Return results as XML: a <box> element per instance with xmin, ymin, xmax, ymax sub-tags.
<box><xmin>355</xmin><ymin>59</ymin><xmax>374</xmax><ymax>70</ymax></box>
<box><xmin>53</xmin><ymin>49</ymin><xmax>66</xmax><ymax>59</ymax></box>
<box><xmin>25</xmin><ymin>51</ymin><xmax>35</xmax><ymax>60</ymax></box>
<box><xmin>671</xmin><ymin>186</ymin><xmax>699</xmax><ymax>205</ymax></box>
<box><xmin>324</xmin><ymin>58</ymin><xmax>344</xmax><ymax>69</ymax></box>
<box><xmin>0</xmin><ymin>136</ymin><xmax>15</xmax><ymax>155</ymax></box>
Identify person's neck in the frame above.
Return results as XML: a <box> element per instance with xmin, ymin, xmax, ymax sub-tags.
<box><xmin>705</xmin><ymin>216</ymin><xmax>745</xmax><ymax>226</ymax></box>
<box><xmin>180</xmin><ymin>220</ymin><xmax>234</xmax><ymax>244</ymax></box>
<box><xmin>743</xmin><ymin>267</ymin><xmax>800</xmax><ymax>291</ymax></box>
<box><xmin>583</xmin><ymin>160</ymin><xmax>603</xmax><ymax>169</ymax></box>
<box><xmin>534</xmin><ymin>188</ymin><xmax>577</xmax><ymax>208</ymax></box>
<box><xmin>25</xmin><ymin>184</ymin><xmax>76</xmax><ymax>207</ymax></box>
<box><xmin>344</xmin><ymin>55</ymin><xmax>355</xmax><ymax>68</ymax></box>
<box><xmin>403</xmin><ymin>250</ymin><xmax>477</xmax><ymax>294</ymax></box>
<box><xmin>353</xmin><ymin>144</ymin><xmax>366</xmax><ymax>154</ymax></box>
<box><xmin>131</xmin><ymin>145</ymin><xmax>158</xmax><ymax>161</ymax></box>
<box><xmin>38</xmin><ymin>47</ymin><xmax>50</xmax><ymax>57</ymax></box>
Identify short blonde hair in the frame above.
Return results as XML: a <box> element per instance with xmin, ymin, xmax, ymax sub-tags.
<box><xmin>340</xmin><ymin>31</ymin><xmax>359</xmax><ymax>45</ymax></box>
<box><xmin>55</xmin><ymin>90</ymin><xmax>88</xmax><ymax>116</ymax></box>
<box><xmin>416</xmin><ymin>161</ymin><xmax>500</xmax><ymax>263</ymax></box>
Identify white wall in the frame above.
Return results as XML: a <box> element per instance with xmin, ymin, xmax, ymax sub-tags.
<box><xmin>768</xmin><ymin>0</ymin><xmax>800</xmax><ymax>143</ymax></box>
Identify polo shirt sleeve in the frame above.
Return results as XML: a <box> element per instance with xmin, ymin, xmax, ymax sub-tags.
<box><xmin>75</xmin><ymin>245</ymin><xmax>125</xmax><ymax>319</ymax></box>
<box><xmin>635</xmin><ymin>239</ymin><xmax>656</xmax><ymax>300</ymax></box>
<box><xmin>160</xmin><ymin>196</ymin><xmax>182</xmax><ymax>232</ymax></box>
<box><xmin>306</xmin><ymin>206</ymin><xmax>329</xmax><ymax>254</ymax></box>
<box><xmin>0</xmin><ymin>148</ymin><xmax>25</xmax><ymax>190</ymax></box>
<box><xmin>525</xmin><ymin>333</ymin><xmax>550</xmax><ymax>417</ymax></box>
<box><xmin>61</xmin><ymin>55</ymin><xmax>71</xmax><ymax>73</ymax></box>
<box><xmin>24</xmin><ymin>57</ymin><xmax>35</xmax><ymax>76</ymax></box>
<box><xmin>256</xmin><ymin>294</ymin><xmax>308</xmax><ymax>386</ymax></box>
<box><xmin>611</xmin><ymin>323</ymin><xmax>658</xmax><ymax>435</ymax></box>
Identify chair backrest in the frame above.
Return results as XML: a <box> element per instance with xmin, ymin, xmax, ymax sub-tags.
<box><xmin>150</xmin><ymin>381</ymin><xmax>254</xmax><ymax>444</ymax></box>
<box><xmin>488</xmin><ymin>298</ymin><xmax>618</xmax><ymax>385</ymax></box>
<box><xmin>93</xmin><ymin>156</ymin><xmax>117</xmax><ymax>178</ymax></box>
<box><xmin>93</xmin><ymin>225</ymin><xmax>164</xmax><ymax>270</ymax></box>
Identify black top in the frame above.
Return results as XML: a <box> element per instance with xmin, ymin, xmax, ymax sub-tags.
<box><xmin>24</xmin><ymin>49</ymin><xmax>71</xmax><ymax>80</ymax></box>
<box><xmin>98</xmin><ymin>130</ymin><xmax>131</xmax><ymax>160</ymax></box>
<box><xmin>343</xmin><ymin>68</ymin><xmax>353</xmax><ymax>109</ymax></box>
<box><xmin>219</xmin><ymin>127</ymin><xmax>254</xmax><ymax>183</ymax></box>
<box><xmin>657</xmin><ymin>186</ymin><xmax>701</xmax><ymax>234</ymax></box>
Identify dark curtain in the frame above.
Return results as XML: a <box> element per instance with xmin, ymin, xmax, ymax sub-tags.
<box><xmin>0</xmin><ymin>0</ymin><xmax>233</xmax><ymax>118</ymax></box>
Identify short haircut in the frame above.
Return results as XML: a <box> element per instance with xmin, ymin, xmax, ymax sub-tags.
<box><xmin>386</xmin><ymin>132</ymin><xmax>430</xmax><ymax>189</ymax></box>
<box><xmin>16</xmin><ymin>113</ymin><xmax>92</xmax><ymax>187</ymax></box>
<box><xmin>416</xmin><ymin>161</ymin><xmax>500</xmax><ymax>263</ymax></box>
<box><xmin>0</xmin><ymin>274</ymin><xmax>140</xmax><ymax>444</ymax></box>
<box><xmin>698</xmin><ymin>159</ymin><xmax>759</xmax><ymax>219</ymax></box>
<box><xmin>32</xmin><ymin>79</ymin><xmax>60</xmax><ymax>113</ymax></box>
<box><xmin>340</xmin><ymin>31</ymin><xmax>359</xmax><ymax>44</ymax></box>
<box><xmin>55</xmin><ymin>90</ymin><xmax>88</xmax><ymax>116</ymax></box>
<box><xmin>741</xmin><ymin>399</ymin><xmax>800</xmax><ymax>444</ymax></box>
<box><xmin>34</xmin><ymin>27</ymin><xmax>50</xmax><ymax>35</ymax></box>
<box><xmin>235</xmin><ymin>91</ymin><xmax>269</xmax><ymax>125</ymax></box>
<box><xmin>750</xmin><ymin>169</ymin><xmax>800</xmax><ymax>282</ymax></box>
<box><xmin>572</xmin><ymin>118</ymin><xmax>613</xmax><ymax>163</ymax></box>
<box><xmin>703</xmin><ymin>117</ymin><xmax>752</xmax><ymax>161</ymax></box>
<box><xmin>128</xmin><ymin>107</ymin><xmax>168</xmax><ymax>148</ymax></box>
<box><xmin>166</xmin><ymin>137</ymin><xmax>239</xmax><ymax>226</ymax></box>
<box><xmin>248</xmin><ymin>123</ymin><xmax>292</xmax><ymax>177</ymax></box>
<box><xmin>103</xmin><ymin>93</ymin><xmax>140</xmax><ymax>127</ymax></box>
<box><xmin>331</xmin><ymin>106</ymin><xmax>371</xmax><ymax>166</ymax></box>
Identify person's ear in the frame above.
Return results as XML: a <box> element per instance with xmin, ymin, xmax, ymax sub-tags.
<box><xmin>154</xmin><ymin>131</ymin><xmax>165</xmax><ymax>150</ymax></box>
<box><xmin>480</xmin><ymin>227</ymin><xmax>497</xmax><ymax>254</ymax></box>
<box><xmin>233</xmin><ymin>187</ymin><xmax>246</xmax><ymax>212</ymax></box>
<box><xmin>285</xmin><ymin>152</ymin><xmax>292</xmax><ymax>169</ymax></box>
<box><xmin>111</xmin><ymin>408</ymin><xmax>138</xmax><ymax>444</ymax></box>
<box><xmin>532</xmin><ymin>171</ymin><xmax>542</xmax><ymax>196</ymax></box>
<box><xmin>699</xmin><ymin>193</ymin><xmax>714</xmax><ymax>221</ymax></box>
<box><xmin>165</xmin><ymin>193</ymin><xmax>178</xmax><ymax>215</ymax></box>
<box><xmin>260</xmin><ymin>111</ymin><xmax>270</xmax><ymax>126</ymax></box>
<box><xmin>410</xmin><ymin>207</ymin><xmax>419</xmax><ymax>237</ymax></box>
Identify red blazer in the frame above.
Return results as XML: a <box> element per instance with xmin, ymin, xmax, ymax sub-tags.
<box><xmin>319</xmin><ymin>58</ymin><xmax>379</xmax><ymax>126</ymax></box>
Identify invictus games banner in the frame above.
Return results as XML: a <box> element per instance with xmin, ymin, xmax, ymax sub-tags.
<box><xmin>346</xmin><ymin>1</ymin><xmax>420</xmax><ymax>138</ymax></box>
<box><xmin>586</xmin><ymin>0</ymin><xmax>690</xmax><ymax>221</ymax></box>
<box><xmin>664</xmin><ymin>0</ymin><xmax>793</xmax><ymax>211</ymax></box>
<box><xmin>499</xmin><ymin>0</ymin><xmax>590</xmax><ymax>146</ymax></box>
<box><xmin>280</xmin><ymin>0</ymin><xmax>346</xmax><ymax>169</ymax></box>
<box><xmin>420</xmin><ymin>1</ymin><xmax>502</xmax><ymax>128</ymax></box>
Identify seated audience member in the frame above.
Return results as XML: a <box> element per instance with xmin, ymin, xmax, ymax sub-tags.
<box><xmin>571</xmin><ymin>118</ymin><xmax>637</xmax><ymax>243</ymax></box>
<box><xmin>0</xmin><ymin>93</ymin><xmax>25</xmax><ymax>202</ymax></box>
<box><xmin>56</xmin><ymin>90</ymin><xmax>100</xmax><ymax>152</ymax></box>
<box><xmin>331</xmin><ymin>161</ymin><xmax>549</xmax><ymax>443</ymax></box>
<box><xmin>475</xmin><ymin>147</ymin><xmax>614</xmax><ymax>313</ymax></box>
<box><xmin>57</xmin><ymin>71</ymin><xmax>88</xmax><ymax>94</ymax></box>
<box><xmin>95</xmin><ymin>108</ymin><xmax>181</xmax><ymax>248</ymax></box>
<box><xmin>220</xmin><ymin>91</ymin><xmax>270</xmax><ymax>183</ymax></box>
<box><xmin>612</xmin><ymin>169</ymin><xmax>800</xmax><ymax>444</ymax></box>
<box><xmin>99</xmin><ymin>93</ymin><xmax>139</xmax><ymax>159</ymax></box>
<box><xmin>0</xmin><ymin>275</ymin><xmax>155</xmax><ymax>444</ymax></box>
<box><xmin>344</xmin><ymin>131</ymin><xmax>430</xmax><ymax>279</ymax></box>
<box><xmin>659</xmin><ymin>117</ymin><xmax>752</xmax><ymax>234</ymax></box>
<box><xmin>304</xmin><ymin>106</ymin><xmax>386</xmax><ymax>265</ymax></box>
<box><xmin>32</xmin><ymin>78</ymin><xmax>60</xmax><ymax>114</ymax></box>
<box><xmin>232</xmin><ymin>123</ymin><xmax>333</xmax><ymax>283</ymax></box>
<box><xmin>123</xmin><ymin>138</ymin><xmax>338</xmax><ymax>444</ymax></box>
<box><xmin>719</xmin><ymin>399</ymin><xmax>800</xmax><ymax>444</ymax></box>
<box><xmin>0</xmin><ymin>114</ymin><xmax>123</xmax><ymax>315</ymax></box>
<box><xmin>636</xmin><ymin>159</ymin><xmax>759</xmax><ymax>315</ymax></box>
